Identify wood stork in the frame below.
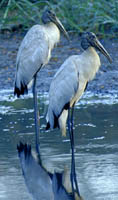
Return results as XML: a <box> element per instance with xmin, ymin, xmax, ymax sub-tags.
<box><xmin>46</xmin><ymin>32</ymin><xmax>112</xmax><ymax>137</ymax></box>
<box><xmin>17</xmin><ymin>142</ymin><xmax>83</xmax><ymax>200</ymax></box>
<box><xmin>14</xmin><ymin>9</ymin><xmax>69</xmax><ymax>155</ymax></box>
<box><xmin>46</xmin><ymin>32</ymin><xmax>112</xmax><ymax>198</ymax></box>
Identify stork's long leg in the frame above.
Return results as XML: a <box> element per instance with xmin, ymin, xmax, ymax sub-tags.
<box><xmin>67</xmin><ymin>109</ymin><xmax>75</xmax><ymax>198</ymax></box>
<box><xmin>70</xmin><ymin>105</ymin><xmax>81</xmax><ymax>198</ymax></box>
<box><xmin>32</xmin><ymin>73</ymin><xmax>40</xmax><ymax>160</ymax></box>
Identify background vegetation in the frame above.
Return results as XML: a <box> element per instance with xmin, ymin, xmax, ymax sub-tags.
<box><xmin>0</xmin><ymin>0</ymin><xmax>118</xmax><ymax>37</ymax></box>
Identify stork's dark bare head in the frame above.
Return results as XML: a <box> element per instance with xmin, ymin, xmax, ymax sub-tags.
<box><xmin>81</xmin><ymin>32</ymin><xmax>112</xmax><ymax>63</ymax></box>
<box><xmin>42</xmin><ymin>9</ymin><xmax>55</xmax><ymax>24</ymax></box>
<box><xmin>42</xmin><ymin>9</ymin><xmax>69</xmax><ymax>40</ymax></box>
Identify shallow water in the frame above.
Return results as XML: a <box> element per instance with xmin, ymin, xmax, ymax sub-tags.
<box><xmin>0</xmin><ymin>89</ymin><xmax>118</xmax><ymax>200</ymax></box>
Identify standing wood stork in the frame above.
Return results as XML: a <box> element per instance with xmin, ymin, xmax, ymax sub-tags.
<box><xmin>14</xmin><ymin>9</ymin><xmax>69</xmax><ymax>155</ymax></box>
<box><xmin>46</xmin><ymin>32</ymin><xmax>112</xmax><ymax>196</ymax></box>
<box><xmin>17</xmin><ymin>142</ymin><xmax>83</xmax><ymax>200</ymax></box>
<box><xmin>46</xmin><ymin>32</ymin><xmax>112</xmax><ymax>137</ymax></box>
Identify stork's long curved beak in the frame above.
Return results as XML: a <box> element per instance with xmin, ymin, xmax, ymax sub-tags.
<box><xmin>94</xmin><ymin>39</ymin><xmax>112</xmax><ymax>63</ymax></box>
<box><xmin>52</xmin><ymin>16</ymin><xmax>70</xmax><ymax>41</ymax></box>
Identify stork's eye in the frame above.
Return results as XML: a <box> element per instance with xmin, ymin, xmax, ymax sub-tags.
<box><xmin>47</xmin><ymin>10</ymin><xmax>51</xmax><ymax>14</ymax></box>
<box><xmin>88</xmin><ymin>33</ymin><xmax>96</xmax><ymax>41</ymax></box>
<box><xmin>48</xmin><ymin>10</ymin><xmax>55</xmax><ymax>17</ymax></box>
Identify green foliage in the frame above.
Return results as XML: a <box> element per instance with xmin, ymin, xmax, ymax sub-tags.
<box><xmin>53</xmin><ymin>0</ymin><xmax>118</xmax><ymax>37</ymax></box>
<box><xmin>0</xmin><ymin>0</ymin><xmax>118</xmax><ymax>37</ymax></box>
<box><xmin>0</xmin><ymin>0</ymin><xmax>47</xmax><ymax>30</ymax></box>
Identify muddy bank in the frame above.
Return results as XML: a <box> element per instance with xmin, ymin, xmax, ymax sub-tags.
<box><xmin>0</xmin><ymin>32</ymin><xmax>118</xmax><ymax>94</ymax></box>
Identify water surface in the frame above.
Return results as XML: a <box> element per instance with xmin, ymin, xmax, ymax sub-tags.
<box><xmin>0</xmin><ymin>89</ymin><xmax>118</xmax><ymax>200</ymax></box>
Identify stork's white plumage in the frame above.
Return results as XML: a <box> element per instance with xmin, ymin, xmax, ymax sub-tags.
<box><xmin>46</xmin><ymin>32</ymin><xmax>112</xmax><ymax>136</ymax></box>
<box><xmin>14</xmin><ymin>10</ymin><xmax>69</xmax><ymax>96</ymax></box>
<box><xmin>15</xmin><ymin>23</ymin><xmax>60</xmax><ymax>93</ymax></box>
<box><xmin>14</xmin><ymin>9</ymin><xmax>69</xmax><ymax>155</ymax></box>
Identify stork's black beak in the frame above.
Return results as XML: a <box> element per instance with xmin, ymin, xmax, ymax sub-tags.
<box><xmin>94</xmin><ymin>39</ymin><xmax>112</xmax><ymax>64</ymax></box>
<box><xmin>52</xmin><ymin>16</ymin><xmax>70</xmax><ymax>41</ymax></box>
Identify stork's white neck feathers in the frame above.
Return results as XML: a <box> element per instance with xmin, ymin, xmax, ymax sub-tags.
<box><xmin>44</xmin><ymin>22</ymin><xmax>60</xmax><ymax>50</ymax></box>
<box><xmin>79</xmin><ymin>47</ymin><xmax>101</xmax><ymax>81</ymax></box>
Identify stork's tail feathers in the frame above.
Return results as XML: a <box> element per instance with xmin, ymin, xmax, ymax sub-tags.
<box><xmin>14</xmin><ymin>82</ymin><xmax>28</xmax><ymax>97</ymax></box>
<box><xmin>46</xmin><ymin>110</ymin><xmax>68</xmax><ymax>137</ymax></box>
<box><xmin>46</xmin><ymin>113</ymin><xmax>59</xmax><ymax>130</ymax></box>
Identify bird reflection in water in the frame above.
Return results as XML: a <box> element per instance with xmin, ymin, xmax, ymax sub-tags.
<box><xmin>17</xmin><ymin>142</ymin><xmax>83</xmax><ymax>200</ymax></box>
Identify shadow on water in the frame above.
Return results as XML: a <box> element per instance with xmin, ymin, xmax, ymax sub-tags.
<box><xmin>0</xmin><ymin>89</ymin><xmax>118</xmax><ymax>200</ymax></box>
